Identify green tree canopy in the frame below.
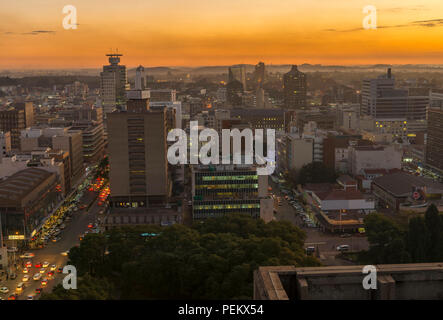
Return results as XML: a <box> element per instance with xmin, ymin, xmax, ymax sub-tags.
<box><xmin>45</xmin><ymin>214</ymin><xmax>319</xmax><ymax>300</ymax></box>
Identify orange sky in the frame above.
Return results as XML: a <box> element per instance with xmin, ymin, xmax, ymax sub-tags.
<box><xmin>1</xmin><ymin>0</ymin><xmax>443</xmax><ymax>68</ymax></box>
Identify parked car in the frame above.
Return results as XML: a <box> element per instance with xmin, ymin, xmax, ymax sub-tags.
<box><xmin>0</xmin><ymin>287</ymin><xmax>9</xmax><ymax>294</ymax></box>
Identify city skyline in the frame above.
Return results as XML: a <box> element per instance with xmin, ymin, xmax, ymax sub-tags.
<box><xmin>1</xmin><ymin>0</ymin><xmax>443</xmax><ymax>68</ymax></box>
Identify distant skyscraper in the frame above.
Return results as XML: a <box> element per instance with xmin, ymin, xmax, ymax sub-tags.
<box><xmin>254</xmin><ymin>62</ymin><xmax>265</xmax><ymax>90</ymax></box>
<box><xmin>228</xmin><ymin>65</ymin><xmax>247</xmax><ymax>91</ymax></box>
<box><xmin>100</xmin><ymin>53</ymin><xmax>128</xmax><ymax>117</ymax></box>
<box><xmin>283</xmin><ymin>65</ymin><xmax>307</xmax><ymax>109</ymax></box>
<box><xmin>135</xmin><ymin>65</ymin><xmax>145</xmax><ymax>90</ymax></box>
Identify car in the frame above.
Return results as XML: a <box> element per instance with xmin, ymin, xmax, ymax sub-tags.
<box><xmin>20</xmin><ymin>252</ymin><xmax>35</xmax><ymax>259</ymax></box>
<box><xmin>25</xmin><ymin>261</ymin><xmax>33</xmax><ymax>268</ymax></box>
<box><xmin>50</xmin><ymin>264</ymin><xmax>57</xmax><ymax>271</ymax></box>
<box><xmin>16</xmin><ymin>282</ymin><xmax>25</xmax><ymax>293</ymax></box>
<box><xmin>61</xmin><ymin>250</ymin><xmax>69</xmax><ymax>256</ymax></box>
<box><xmin>40</xmin><ymin>267</ymin><xmax>46</xmax><ymax>274</ymax></box>
<box><xmin>47</xmin><ymin>271</ymin><xmax>54</xmax><ymax>278</ymax></box>
<box><xmin>57</xmin><ymin>267</ymin><xmax>63</xmax><ymax>273</ymax></box>
<box><xmin>41</xmin><ymin>278</ymin><xmax>48</xmax><ymax>287</ymax></box>
<box><xmin>34</xmin><ymin>262</ymin><xmax>42</xmax><ymax>268</ymax></box>
<box><xmin>336</xmin><ymin>245</ymin><xmax>350</xmax><ymax>252</ymax></box>
<box><xmin>27</xmin><ymin>295</ymin><xmax>34</xmax><ymax>300</ymax></box>
<box><xmin>22</xmin><ymin>275</ymin><xmax>30</xmax><ymax>282</ymax></box>
<box><xmin>60</xmin><ymin>224</ymin><xmax>66</xmax><ymax>230</ymax></box>
<box><xmin>33</xmin><ymin>273</ymin><xmax>42</xmax><ymax>281</ymax></box>
<box><xmin>87</xmin><ymin>223</ymin><xmax>93</xmax><ymax>228</ymax></box>
<box><xmin>42</xmin><ymin>262</ymin><xmax>50</xmax><ymax>268</ymax></box>
<box><xmin>22</xmin><ymin>267</ymin><xmax>29</xmax><ymax>274</ymax></box>
<box><xmin>35</xmin><ymin>288</ymin><xmax>43</xmax><ymax>294</ymax></box>
<box><xmin>0</xmin><ymin>287</ymin><xmax>9</xmax><ymax>294</ymax></box>
<box><xmin>8</xmin><ymin>294</ymin><xmax>17</xmax><ymax>300</ymax></box>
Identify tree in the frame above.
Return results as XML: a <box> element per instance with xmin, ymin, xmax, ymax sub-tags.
<box><xmin>407</xmin><ymin>217</ymin><xmax>430</xmax><ymax>262</ymax></box>
<box><xmin>363</xmin><ymin>213</ymin><xmax>410</xmax><ymax>264</ymax></box>
<box><xmin>60</xmin><ymin>214</ymin><xmax>320</xmax><ymax>299</ymax></box>
<box><xmin>424</xmin><ymin>204</ymin><xmax>443</xmax><ymax>261</ymax></box>
<box><xmin>293</xmin><ymin>162</ymin><xmax>337</xmax><ymax>186</ymax></box>
<box><xmin>40</xmin><ymin>274</ymin><xmax>115</xmax><ymax>300</ymax></box>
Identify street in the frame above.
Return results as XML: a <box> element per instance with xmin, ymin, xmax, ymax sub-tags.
<box><xmin>270</xmin><ymin>177</ymin><xmax>369</xmax><ymax>266</ymax></box>
<box><xmin>0</xmin><ymin>187</ymin><xmax>102</xmax><ymax>300</ymax></box>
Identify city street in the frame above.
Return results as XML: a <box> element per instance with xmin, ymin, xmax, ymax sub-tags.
<box><xmin>0</xmin><ymin>187</ymin><xmax>102</xmax><ymax>300</ymax></box>
<box><xmin>270</xmin><ymin>177</ymin><xmax>369</xmax><ymax>266</ymax></box>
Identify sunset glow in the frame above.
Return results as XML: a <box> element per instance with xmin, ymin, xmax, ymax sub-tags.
<box><xmin>1</xmin><ymin>0</ymin><xmax>443</xmax><ymax>68</ymax></box>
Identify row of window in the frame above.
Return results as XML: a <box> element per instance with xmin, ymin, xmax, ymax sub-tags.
<box><xmin>194</xmin><ymin>203</ymin><xmax>260</xmax><ymax>210</ymax></box>
<box><xmin>195</xmin><ymin>184</ymin><xmax>258</xmax><ymax>190</ymax></box>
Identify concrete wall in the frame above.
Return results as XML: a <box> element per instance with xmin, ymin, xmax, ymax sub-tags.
<box><xmin>254</xmin><ymin>263</ymin><xmax>443</xmax><ymax>300</ymax></box>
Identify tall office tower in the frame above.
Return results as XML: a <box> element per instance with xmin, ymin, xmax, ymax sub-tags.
<box><xmin>107</xmin><ymin>106</ymin><xmax>169</xmax><ymax>208</ymax></box>
<box><xmin>226</xmin><ymin>80</ymin><xmax>244</xmax><ymax>106</ymax></box>
<box><xmin>254</xmin><ymin>62</ymin><xmax>265</xmax><ymax>90</ymax></box>
<box><xmin>426</xmin><ymin>107</ymin><xmax>443</xmax><ymax>173</ymax></box>
<box><xmin>228</xmin><ymin>65</ymin><xmax>247</xmax><ymax>91</ymax></box>
<box><xmin>361</xmin><ymin>68</ymin><xmax>396</xmax><ymax>117</ymax></box>
<box><xmin>361</xmin><ymin>68</ymin><xmax>429</xmax><ymax>135</ymax></box>
<box><xmin>100</xmin><ymin>53</ymin><xmax>128</xmax><ymax>117</ymax></box>
<box><xmin>283</xmin><ymin>65</ymin><xmax>307</xmax><ymax>109</ymax></box>
<box><xmin>135</xmin><ymin>65</ymin><xmax>145</xmax><ymax>90</ymax></box>
<box><xmin>0</xmin><ymin>107</ymin><xmax>26</xmax><ymax>150</ymax></box>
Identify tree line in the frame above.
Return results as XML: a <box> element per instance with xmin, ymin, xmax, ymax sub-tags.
<box><xmin>41</xmin><ymin>214</ymin><xmax>320</xmax><ymax>300</ymax></box>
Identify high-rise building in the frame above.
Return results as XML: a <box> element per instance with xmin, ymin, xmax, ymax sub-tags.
<box><xmin>0</xmin><ymin>131</ymin><xmax>11</xmax><ymax>162</ymax></box>
<box><xmin>135</xmin><ymin>65</ymin><xmax>145</xmax><ymax>90</ymax></box>
<box><xmin>254</xmin><ymin>62</ymin><xmax>265</xmax><ymax>90</ymax></box>
<box><xmin>100</xmin><ymin>53</ymin><xmax>128</xmax><ymax>117</ymax></box>
<box><xmin>226</xmin><ymin>80</ymin><xmax>244</xmax><ymax>107</ymax></box>
<box><xmin>0</xmin><ymin>106</ymin><xmax>26</xmax><ymax>150</ymax></box>
<box><xmin>283</xmin><ymin>65</ymin><xmax>307</xmax><ymax>109</ymax></box>
<box><xmin>228</xmin><ymin>65</ymin><xmax>247</xmax><ymax>91</ymax></box>
<box><xmin>14</xmin><ymin>101</ymin><xmax>34</xmax><ymax>128</ymax></box>
<box><xmin>52</xmin><ymin>130</ymin><xmax>84</xmax><ymax>186</ymax></box>
<box><xmin>361</xmin><ymin>69</ymin><xmax>429</xmax><ymax>136</ymax></box>
<box><xmin>107</xmin><ymin>107</ymin><xmax>170</xmax><ymax>208</ymax></box>
<box><xmin>191</xmin><ymin>164</ymin><xmax>273</xmax><ymax>222</ymax></box>
<box><xmin>426</xmin><ymin>108</ymin><xmax>443</xmax><ymax>173</ymax></box>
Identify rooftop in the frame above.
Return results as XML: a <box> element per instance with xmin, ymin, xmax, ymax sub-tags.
<box><xmin>373</xmin><ymin>172</ymin><xmax>443</xmax><ymax>197</ymax></box>
<box><xmin>0</xmin><ymin>168</ymin><xmax>54</xmax><ymax>202</ymax></box>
